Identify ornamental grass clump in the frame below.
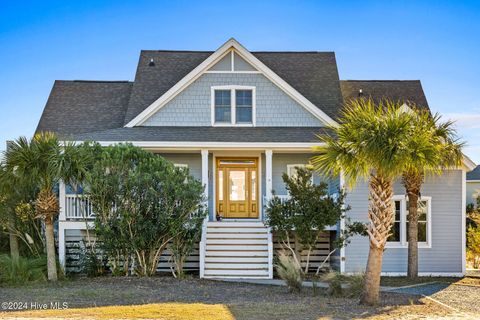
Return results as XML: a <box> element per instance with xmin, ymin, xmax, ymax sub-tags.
<box><xmin>276</xmin><ymin>252</ymin><xmax>303</xmax><ymax>293</ymax></box>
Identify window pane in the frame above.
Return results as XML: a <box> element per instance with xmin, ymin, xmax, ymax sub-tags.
<box><xmin>218</xmin><ymin>170</ymin><xmax>223</xmax><ymax>201</ymax></box>
<box><xmin>236</xmin><ymin>90</ymin><xmax>252</xmax><ymax>106</ymax></box>
<box><xmin>251</xmin><ymin>170</ymin><xmax>256</xmax><ymax>201</ymax></box>
<box><xmin>236</xmin><ymin>106</ymin><xmax>252</xmax><ymax>123</ymax></box>
<box><xmin>388</xmin><ymin>222</ymin><xmax>401</xmax><ymax>242</ymax></box>
<box><xmin>418</xmin><ymin>222</ymin><xmax>427</xmax><ymax>242</ymax></box>
<box><xmin>215</xmin><ymin>107</ymin><xmax>231</xmax><ymax>122</ymax></box>
<box><xmin>388</xmin><ymin>200</ymin><xmax>402</xmax><ymax>242</ymax></box>
<box><xmin>418</xmin><ymin>201</ymin><xmax>427</xmax><ymax>221</ymax></box>
<box><xmin>236</xmin><ymin>90</ymin><xmax>252</xmax><ymax>123</ymax></box>
<box><xmin>229</xmin><ymin>170</ymin><xmax>246</xmax><ymax>201</ymax></box>
<box><xmin>215</xmin><ymin>90</ymin><xmax>231</xmax><ymax>122</ymax></box>
<box><xmin>394</xmin><ymin>201</ymin><xmax>401</xmax><ymax>221</ymax></box>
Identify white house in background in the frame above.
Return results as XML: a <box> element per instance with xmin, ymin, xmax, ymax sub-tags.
<box><xmin>35</xmin><ymin>38</ymin><xmax>476</xmax><ymax>278</ymax></box>
<box><xmin>467</xmin><ymin>165</ymin><xmax>480</xmax><ymax>208</ymax></box>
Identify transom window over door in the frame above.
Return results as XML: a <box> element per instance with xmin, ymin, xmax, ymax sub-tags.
<box><xmin>211</xmin><ymin>86</ymin><xmax>256</xmax><ymax>126</ymax></box>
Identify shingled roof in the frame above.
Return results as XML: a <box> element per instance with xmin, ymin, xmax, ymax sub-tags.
<box><xmin>67</xmin><ymin>126</ymin><xmax>329</xmax><ymax>143</ymax></box>
<box><xmin>123</xmin><ymin>50</ymin><xmax>343</xmax><ymax>125</ymax></box>
<box><xmin>467</xmin><ymin>165</ymin><xmax>480</xmax><ymax>181</ymax></box>
<box><xmin>36</xmin><ymin>46</ymin><xmax>432</xmax><ymax>142</ymax></box>
<box><xmin>340</xmin><ymin>80</ymin><xmax>429</xmax><ymax>109</ymax></box>
<box><xmin>36</xmin><ymin>80</ymin><xmax>132</xmax><ymax>135</ymax></box>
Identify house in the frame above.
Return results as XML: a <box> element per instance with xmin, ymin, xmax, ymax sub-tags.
<box><xmin>36</xmin><ymin>38</ymin><xmax>476</xmax><ymax>278</ymax></box>
<box><xmin>467</xmin><ymin>165</ymin><xmax>480</xmax><ymax>208</ymax></box>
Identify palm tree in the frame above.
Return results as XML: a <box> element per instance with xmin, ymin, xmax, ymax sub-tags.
<box><xmin>0</xmin><ymin>164</ymin><xmax>20</xmax><ymax>262</ymax></box>
<box><xmin>401</xmin><ymin>109</ymin><xmax>463</xmax><ymax>278</ymax></box>
<box><xmin>311</xmin><ymin>99</ymin><xmax>413</xmax><ymax>305</ymax></box>
<box><xmin>4</xmin><ymin>132</ymin><xmax>90</xmax><ymax>281</ymax></box>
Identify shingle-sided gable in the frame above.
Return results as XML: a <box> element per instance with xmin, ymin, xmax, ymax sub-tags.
<box><xmin>142</xmin><ymin>72</ymin><xmax>325</xmax><ymax>127</ymax></box>
<box><xmin>123</xmin><ymin>42</ymin><xmax>343</xmax><ymax>126</ymax></box>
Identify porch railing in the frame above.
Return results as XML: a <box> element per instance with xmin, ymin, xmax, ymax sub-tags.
<box><xmin>65</xmin><ymin>194</ymin><xmax>95</xmax><ymax>219</ymax></box>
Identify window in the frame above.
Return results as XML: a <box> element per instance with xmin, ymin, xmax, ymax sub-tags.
<box><xmin>214</xmin><ymin>90</ymin><xmax>231</xmax><ymax>123</ymax></box>
<box><xmin>236</xmin><ymin>90</ymin><xmax>252</xmax><ymax>123</ymax></box>
<box><xmin>287</xmin><ymin>164</ymin><xmax>306</xmax><ymax>179</ymax></box>
<box><xmin>387</xmin><ymin>196</ymin><xmax>431</xmax><ymax>248</ymax></box>
<box><xmin>211</xmin><ymin>86</ymin><xmax>255</xmax><ymax>126</ymax></box>
<box><xmin>287</xmin><ymin>164</ymin><xmax>314</xmax><ymax>184</ymax></box>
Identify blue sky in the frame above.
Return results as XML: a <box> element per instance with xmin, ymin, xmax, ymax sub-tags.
<box><xmin>1</xmin><ymin>0</ymin><xmax>479</xmax><ymax>162</ymax></box>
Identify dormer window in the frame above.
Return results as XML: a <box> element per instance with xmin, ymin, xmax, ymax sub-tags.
<box><xmin>211</xmin><ymin>85</ymin><xmax>256</xmax><ymax>126</ymax></box>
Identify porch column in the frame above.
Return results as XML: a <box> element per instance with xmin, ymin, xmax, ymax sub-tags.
<box><xmin>201</xmin><ymin>149</ymin><xmax>209</xmax><ymax>218</ymax></box>
<box><xmin>265</xmin><ymin>149</ymin><xmax>273</xmax><ymax>200</ymax></box>
<box><xmin>58</xmin><ymin>180</ymin><xmax>66</xmax><ymax>269</ymax></box>
<box><xmin>265</xmin><ymin>149</ymin><xmax>274</xmax><ymax>279</ymax></box>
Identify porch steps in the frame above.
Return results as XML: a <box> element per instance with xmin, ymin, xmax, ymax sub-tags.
<box><xmin>202</xmin><ymin>221</ymin><xmax>272</xmax><ymax>279</ymax></box>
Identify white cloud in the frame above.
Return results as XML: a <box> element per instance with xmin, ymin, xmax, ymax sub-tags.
<box><xmin>444</xmin><ymin>112</ymin><xmax>480</xmax><ymax>129</ymax></box>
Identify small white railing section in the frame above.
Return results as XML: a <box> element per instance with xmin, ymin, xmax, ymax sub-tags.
<box><xmin>65</xmin><ymin>194</ymin><xmax>95</xmax><ymax>219</ymax></box>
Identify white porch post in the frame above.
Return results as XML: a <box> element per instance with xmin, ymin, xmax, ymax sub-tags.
<box><xmin>200</xmin><ymin>149</ymin><xmax>209</xmax><ymax>279</ymax></box>
<box><xmin>201</xmin><ymin>149</ymin><xmax>209</xmax><ymax>211</ymax></box>
<box><xmin>265</xmin><ymin>149</ymin><xmax>273</xmax><ymax>200</ymax></box>
<box><xmin>265</xmin><ymin>149</ymin><xmax>274</xmax><ymax>279</ymax></box>
<box><xmin>58</xmin><ymin>180</ymin><xmax>66</xmax><ymax>270</ymax></box>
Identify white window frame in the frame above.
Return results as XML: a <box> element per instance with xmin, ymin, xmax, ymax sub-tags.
<box><xmin>386</xmin><ymin>195</ymin><xmax>432</xmax><ymax>249</ymax></box>
<box><xmin>211</xmin><ymin>85</ymin><xmax>256</xmax><ymax>127</ymax></box>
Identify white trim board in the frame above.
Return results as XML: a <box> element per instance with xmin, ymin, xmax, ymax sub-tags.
<box><xmin>125</xmin><ymin>38</ymin><xmax>338</xmax><ymax>128</ymax></box>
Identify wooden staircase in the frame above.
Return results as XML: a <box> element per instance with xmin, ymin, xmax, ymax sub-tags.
<box><xmin>200</xmin><ymin>221</ymin><xmax>273</xmax><ymax>279</ymax></box>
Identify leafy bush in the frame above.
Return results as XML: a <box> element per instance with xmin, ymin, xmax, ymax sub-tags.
<box><xmin>0</xmin><ymin>254</ymin><xmax>47</xmax><ymax>285</ymax></box>
<box><xmin>266</xmin><ymin>167</ymin><xmax>363</xmax><ymax>274</ymax></box>
<box><xmin>467</xmin><ymin>225</ymin><xmax>480</xmax><ymax>269</ymax></box>
<box><xmin>276</xmin><ymin>252</ymin><xmax>303</xmax><ymax>293</ymax></box>
<box><xmin>86</xmin><ymin>144</ymin><xmax>206</xmax><ymax>277</ymax></box>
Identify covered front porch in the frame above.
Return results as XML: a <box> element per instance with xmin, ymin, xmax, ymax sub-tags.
<box><xmin>59</xmin><ymin>145</ymin><xmax>340</xmax><ymax>279</ymax></box>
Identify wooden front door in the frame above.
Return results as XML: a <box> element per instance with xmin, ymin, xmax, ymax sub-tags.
<box><xmin>216</xmin><ymin>158</ymin><xmax>258</xmax><ymax>219</ymax></box>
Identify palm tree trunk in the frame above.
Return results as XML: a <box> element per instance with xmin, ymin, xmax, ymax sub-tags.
<box><xmin>361</xmin><ymin>245</ymin><xmax>384</xmax><ymax>305</ymax></box>
<box><xmin>7</xmin><ymin>211</ymin><xmax>20</xmax><ymax>262</ymax></box>
<box><xmin>9</xmin><ymin>233</ymin><xmax>20</xmax><ymax>262</ymax></box>
<box><xmin>407</xmin><ymin>195</ymin><xmax>419</xmax><ymax>278</ymax></box>
<box><xmin>403</xmin><ymin>171</ymin><xmax>423</xmax><ymax>279</ymax></box>
<box><xmin>360</xmin><ymin>174</ymin><xmax>394</xmax><ymax>306</ymax></box>
<box><xmin>45</xmin><ymin>216</ymin><xmax>58</xmax><ymax>281</ymax></box>
<box><xmin>36</xmin><ymin>188</ymin><xmax>60</xmax><ymax>281</ymax></box>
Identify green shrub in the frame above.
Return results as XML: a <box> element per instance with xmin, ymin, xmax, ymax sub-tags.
<box><xmin>0</xmin><ymin>254</ymin><xmax>47</xmax><ymax>285</ymax></box>
<box><xmin>86</xmin><ymin>144</ymin><xmax>206</xmax><ymax>277</ymax></box>
<box><xmin>276</xmin><ymin>252</ymin><xmax>303</xmax><ymax>293</ymax></box>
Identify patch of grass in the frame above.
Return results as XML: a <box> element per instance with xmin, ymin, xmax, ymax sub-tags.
<box><xmin>0</xmin><ymin>303</ymin><xmax>235</xmax><ymax>320</ymax></box>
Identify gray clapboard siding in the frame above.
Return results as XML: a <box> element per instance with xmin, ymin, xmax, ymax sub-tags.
<box><xmin>142</xmin><ymin>73</ymin><xmax>323</xmax><ymax>127</ymax></box>
<box><xmin>344</xmin><ymin>170</ymin><xmax>463</xmax><ymax>274</ymax></box>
